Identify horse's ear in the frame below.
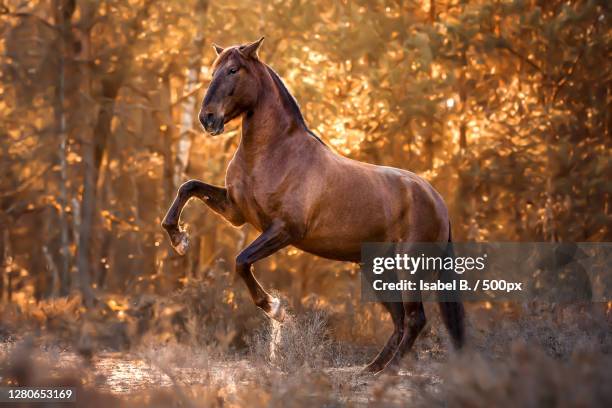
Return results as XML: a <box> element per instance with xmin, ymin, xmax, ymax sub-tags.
<box><xmin>213</xmin><ymin>44</ymin><xmax>224</xmax><ymax>56</ymax></box>
<box><xmin>239</xmin><ymin>37</ymin><xmax>264</xmax><ymax>59</ymax></box>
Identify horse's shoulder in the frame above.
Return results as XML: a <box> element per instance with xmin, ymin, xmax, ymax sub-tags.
<box><xmin>225</xmin><ymin>150</ymin><xmax>248</xmax><ymax>180</ymax></box>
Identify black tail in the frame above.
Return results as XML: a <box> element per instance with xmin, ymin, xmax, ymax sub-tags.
<box><xmin>438</xmin><ymin>224</ymin><xmax>465</xmax><ymax>350</ymax></box>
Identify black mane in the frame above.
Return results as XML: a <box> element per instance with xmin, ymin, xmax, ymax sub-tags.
<box><xmin>265</xmin><ymin>65</ymin><xmax>326</xmax><ymax>146</ymax></box>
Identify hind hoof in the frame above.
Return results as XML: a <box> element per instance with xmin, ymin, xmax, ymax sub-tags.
<box><xmin>376</xmin><ymin>360</ymin><xmax>400</xmax><ymax>377</ymax></box>
<box><xmin>361</xmin><ymin>362</ymin><xmax>385</xmax><ymax>375</ymax></box>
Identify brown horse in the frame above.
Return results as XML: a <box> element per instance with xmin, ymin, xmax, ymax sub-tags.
<box><xmin>162</xmin><ymin>38</ymin><xmax>464</xmax><ymax>373</ymax></box>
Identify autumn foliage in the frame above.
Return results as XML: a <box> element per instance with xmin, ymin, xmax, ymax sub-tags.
<box><xmin>0</xmin><ymin>0</ymin><xmax>610</xmax><ymax>405</ymax></box>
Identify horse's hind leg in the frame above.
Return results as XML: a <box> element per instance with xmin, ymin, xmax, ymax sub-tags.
<box><xmin>383</xmin><ymin>301</ymin><xmax>426</xmax><ymax>371</ymax></box>
<box><xmin>235</xmin><ymin>221</ymin><xmax>292</xmax><ymax>322</ymax></box>
<box><xmin>362</xmin><ymin>301</ymin><xmax>404</xmax><ymax>373</ymax></box>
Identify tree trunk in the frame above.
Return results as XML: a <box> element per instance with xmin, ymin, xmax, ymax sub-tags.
<box><xmin>77</xmin><ymin>75</ymin><xmax>123</xmax><ymax>307</ymax></box>
<box><xmin>2</xmin><ymin>229</ymin><xmax>12</xmax><ymax>303</ymax></box>
<box><xmin>75</xmin><ymin>0</ymin><xmax>152</xmax><ymax>304</ymax></box>
<box><xmin>173</xmin><ymin>0</ymin><xmax>209</xmax><ymax>188</ymax></box>
<box><xmin>453</xmin><ymin>9</ymin><xmax>473</xmax><ymax>240</ymax></box>
<box><xmin>53</xmin><ymin>0</ymin><xmax>76</xmax><ymax>296</ymax></box>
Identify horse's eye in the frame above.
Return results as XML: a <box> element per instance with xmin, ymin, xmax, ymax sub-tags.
<box><xmin>228</xmin><ymin>67</ymin><xmax>238</xmax><ymax>75</ymax></box>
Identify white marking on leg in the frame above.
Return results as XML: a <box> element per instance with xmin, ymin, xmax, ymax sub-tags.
<box><xmin>174</xmin><ymin>232</ymin><xmax>190</xmax><ymax>255</ymax></box>
<box><xmin>267</xmin><ymin>297</ymin><xmax>285</xmax><ymax>322</ymax></box>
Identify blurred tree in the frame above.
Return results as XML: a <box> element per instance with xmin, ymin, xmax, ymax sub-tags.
<box><xmin>0</xmin><ymin>0</ymin><xmax>609</xmax><ymax>307</ymax></box>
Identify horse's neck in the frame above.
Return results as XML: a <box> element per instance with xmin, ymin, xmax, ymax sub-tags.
<box><xmin>237</xmin><ymin>83</ymin><xmax>307</xmax><ymax>162</ymax></box>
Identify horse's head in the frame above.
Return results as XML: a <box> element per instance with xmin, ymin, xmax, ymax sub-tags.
<box><xmin>199</xmin><ymin>37</ymin><xmax>265</xmax><ymax>136</ymax></box>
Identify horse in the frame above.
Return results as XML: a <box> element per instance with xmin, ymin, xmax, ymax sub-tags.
<box><xmin>161</xmin><ymin>37</ymin><xmax>465</xmax><ymax>374</ymax></box>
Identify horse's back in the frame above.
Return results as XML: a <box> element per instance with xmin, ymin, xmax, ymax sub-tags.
<box><xmin>294</xmin><ymin>150</ymin><xmax>449</xmax><ymax>261</ymax></box>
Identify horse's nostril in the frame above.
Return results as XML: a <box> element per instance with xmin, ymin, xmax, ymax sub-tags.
<box><xmin>199</xmin><ymin>110</ymin><xmax>223</xmax><ymax>134</ymax></box>
<box><xmin>200</xmin><ymin>112</ymin><xmax>214</xmax><ymax>127</ymax></box>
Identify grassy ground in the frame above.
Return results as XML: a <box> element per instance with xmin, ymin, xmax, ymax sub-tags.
<box><xmin>1</xmin><ymin>276</ymin><xmax>611</xmax><ymax>407</ymax></box>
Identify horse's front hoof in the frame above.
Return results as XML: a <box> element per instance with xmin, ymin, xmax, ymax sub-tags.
<box><xmin>172</xmin><ymin>231</ymin><xmax>190</xmax><ymax>255</ymax></box>
<box><xmin>266</xmin><ymin>297</ymin><xmax>286</xmax><ymax>322</ymax></box>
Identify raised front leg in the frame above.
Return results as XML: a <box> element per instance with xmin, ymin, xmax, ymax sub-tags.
<box><xmin>235</xmin><ymin>221</ymin><xmax>292</xmax><ymax>322</ymax></box>
<box><xmin>162</xmin><ymin>180</ymin><xmax>244</xmax><ymax>255</ymax></box>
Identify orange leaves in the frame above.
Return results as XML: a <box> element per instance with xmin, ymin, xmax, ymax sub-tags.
<box><xmin>106</xmin><ymin>298</ymin><xmax>128</xmax><ymax>312</ymax></box>
<box><xmin>99</xmin><ymin>209</ymin><xmax>140</xmax><ymax>232</ymax></box>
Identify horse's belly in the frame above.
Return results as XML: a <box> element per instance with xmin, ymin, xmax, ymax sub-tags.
<box><xmin>294</xmin><ymin>239</ymin><xmax>362</xmax><ymax>263</ymax></box>
<box><xmin>295</xmin><ymin>222</ymin><xmax>388</xmax><ymax>262</ymax></box>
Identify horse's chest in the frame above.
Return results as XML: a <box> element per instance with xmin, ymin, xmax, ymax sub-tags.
<box><xmin>227</xmin><ymin>178</ymin><xmax>274</xmax><ymax>231</ymax></box>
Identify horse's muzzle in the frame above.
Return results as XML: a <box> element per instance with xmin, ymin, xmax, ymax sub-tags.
<box><xmin>200</xmin><ymin>112</ymin><xmax>225</xmax><ymax>136</ymax></box>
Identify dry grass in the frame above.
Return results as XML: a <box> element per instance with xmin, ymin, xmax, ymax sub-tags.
<box><xmin>425</xmin><ymin>344</ymin><xmax>612</xmax><ymax>408</ymax></box>
<box><xmin>0</xmin><ymin>277</ymin><xmax>610</xmax><ymax>407</ymax></box>
<box><xmin>249</xmin><ymin>309</ymin><xmax>333</xmax><ymax>372</ymax></box>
